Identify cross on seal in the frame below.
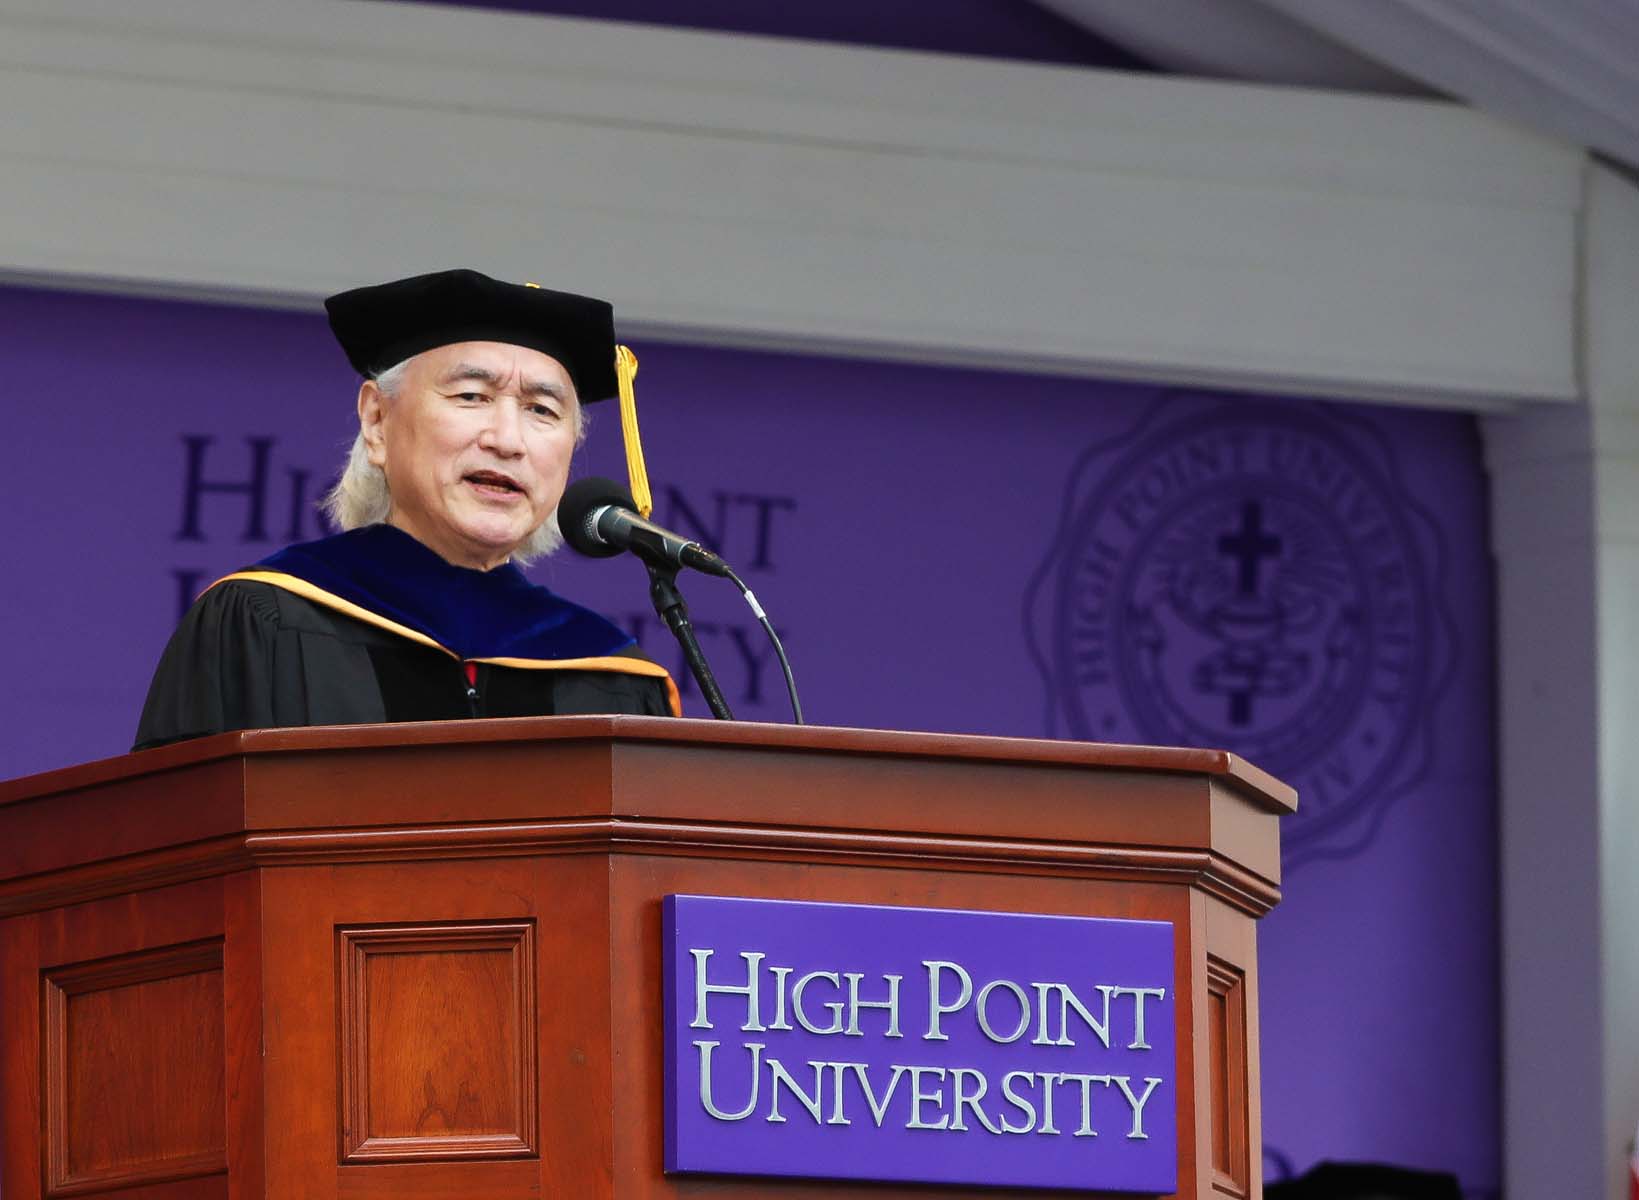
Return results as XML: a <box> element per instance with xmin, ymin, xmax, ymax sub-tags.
<box><xmin>1208</xmin><ymin>498</ymin><xmax>1287</xmax><ymax>728</ymax></box>
<box><xmin>1218</xmin><ymin>500</ymin><xmax>1282</xmax><ymax>595</ymax></box>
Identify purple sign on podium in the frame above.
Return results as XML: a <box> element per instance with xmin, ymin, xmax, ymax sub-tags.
<box><xmin>662</xmin><ymin>895</ymin><xmax>1177</xmax><ymax>1193</ymax></box>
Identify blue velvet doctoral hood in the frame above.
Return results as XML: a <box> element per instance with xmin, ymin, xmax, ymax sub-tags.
<box><xmin>256</xmin><ymin>525</ymin><xmax>635</xmax><ymax>661</ymax></box>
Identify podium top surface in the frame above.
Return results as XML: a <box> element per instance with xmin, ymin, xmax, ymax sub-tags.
<box><xmin>0</xmin><ymin>717</ymin><xmax>1296</xmax><ymax>919</ymax></box>
<box><xmin>0</xmin><ymin>716</ymin><xmax>1294</xmax><ymax>813</ymax></box>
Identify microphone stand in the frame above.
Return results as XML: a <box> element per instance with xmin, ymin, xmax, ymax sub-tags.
<box><xmin>644</xmin><ymin>560</ymin><xmax>735</xmax><ymax>720</ymax></box>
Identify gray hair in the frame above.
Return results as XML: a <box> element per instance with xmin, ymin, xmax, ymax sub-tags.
<box><xmin>321</xmin><ymin>358</ymin><xmax>588</xmax><ymax>565</ymax></box>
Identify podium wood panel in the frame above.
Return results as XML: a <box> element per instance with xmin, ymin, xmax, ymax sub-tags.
<box><xmin>43</xmin><ymin>938</ymin><xmax>226</xmax><ymax>1195</ymax></box>
<box><xmin>0</xmin><ymin>717</ymin><xmax>1294</xmax><ymax>1200</ymax></box>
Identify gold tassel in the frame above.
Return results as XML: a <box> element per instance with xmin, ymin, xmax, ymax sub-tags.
<box><xmin>614</xmin><ymin>345</ymin><xmax>652</xmax><ymax>518</ymax></box>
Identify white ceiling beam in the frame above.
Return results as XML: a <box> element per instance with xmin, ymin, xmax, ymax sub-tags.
<box><xmin>1254</xmin><ymin>0</ymin><xmax>1639</xmax><ymax>170</ymax></box>
<box><xmin>0</xmin><ymin>0</ymin><xmax>1588</xmax><ymax>410</ymax></box>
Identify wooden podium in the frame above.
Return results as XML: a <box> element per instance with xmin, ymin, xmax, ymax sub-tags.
<box><xmin>0</xmin><ymin>717</ymin><xmax>1294</xmax><ymax>1199</ymax></box>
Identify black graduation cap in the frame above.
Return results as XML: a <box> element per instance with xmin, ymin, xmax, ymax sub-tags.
<box><xmin>324</xmin><ymin>268</ymin><xmax>618</xmax><ymax>402</ymax></box>
<box><xmin>325</xmin><ymin>268</ymin><xmax>657</xmax><ymax>515</ymax></box>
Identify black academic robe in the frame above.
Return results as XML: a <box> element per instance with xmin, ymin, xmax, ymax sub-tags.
<box><xmin>134</xmin><ymin>527</ymin><xmax>678</xmax><ymax>751</ymax></box>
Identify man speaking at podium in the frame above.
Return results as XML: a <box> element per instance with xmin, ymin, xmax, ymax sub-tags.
<box><xmin>135</xmin><ymin>269</ymin><xmax>679</xmax><ymax>751</ymax></box>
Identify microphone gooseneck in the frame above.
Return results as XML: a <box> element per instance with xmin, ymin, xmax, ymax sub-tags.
<box><xmin>556</xmin><ymin>476</ymin><xmax>804</xmax><ymax>724</ymax></box>
<box><xmin>647</xmin><ymin>563</ymin><xmax>736</xmax><ymax>721</ymax></box>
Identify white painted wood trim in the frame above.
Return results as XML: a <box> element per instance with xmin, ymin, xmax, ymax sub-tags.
<box><xmin>1485</xmin><ymin>164</ymin><xmax>1639</xmax><ymax>1200</ymax></box>
<box><xmin>0</xmin><ymin>0</ymin><xmax>1589</xmax><ymax>409</ymax></box>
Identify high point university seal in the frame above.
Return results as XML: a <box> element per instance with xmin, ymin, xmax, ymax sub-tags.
<box><xmin>1025</xmin><ymin>399</ymin><xmax>1453</xmax><ymax>866</ymax></box>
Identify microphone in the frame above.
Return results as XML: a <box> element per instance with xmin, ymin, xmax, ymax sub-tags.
<box><xmin>557</xmin><ymin>476</ymin><xmax>731</xmax><ymax>577</ymax></box>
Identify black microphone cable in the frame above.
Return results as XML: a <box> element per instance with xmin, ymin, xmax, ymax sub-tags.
<box><xmin>722</xmin><ymin>565</ymin><xmax>802</xmax><ymax>725</ymax></box>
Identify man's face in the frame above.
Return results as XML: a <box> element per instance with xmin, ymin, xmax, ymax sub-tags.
<box><xmin>359</xmin><ymin>341</ymin><xmax>580</xmax><ymax>570</ymax></box>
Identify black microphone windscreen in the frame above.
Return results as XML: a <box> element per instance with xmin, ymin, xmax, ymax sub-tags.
<box><xmin>557</xmin><ymin>476</ymin><xmax>634</xmax><ymax>558</ymax></box>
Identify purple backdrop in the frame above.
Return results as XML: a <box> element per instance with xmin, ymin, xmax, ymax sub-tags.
<box><xmin>0</xmin><ymin>281</ymin><xmax>1497</xmax><ymax>1195</ymax></box>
